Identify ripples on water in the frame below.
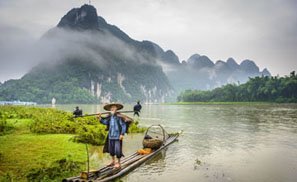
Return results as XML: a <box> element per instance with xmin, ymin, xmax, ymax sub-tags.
<box><xmin>56</xmin><ymin>104</ymin><xmax>297</xmax><ymax>182</ymax></box>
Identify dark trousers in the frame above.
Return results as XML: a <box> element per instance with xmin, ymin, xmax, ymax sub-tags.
<box><xmin>134</xmin><ymin>111</ymin><xmax>140</xmax><ymax>117</ymax></box>
<box><xmin>108</xmin><ymin>139</ymin><xmax>122</xmax><ymax>158</ymax></box>
<box><xmin>103</xmin><ymin>135</ymin><xmax>124</xmax><ymax>158</ymax></box>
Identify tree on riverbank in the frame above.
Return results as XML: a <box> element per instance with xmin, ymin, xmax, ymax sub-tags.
<box><xmin>177</xmin><ymin>71</ymin><xmax>297</xmax><ymax>103</ymax></box>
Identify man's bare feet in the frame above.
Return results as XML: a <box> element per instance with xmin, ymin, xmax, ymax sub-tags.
<box><xmin>114</xmin><ymin>162</ymin><xmax>121</xmax><ymax>169</ymax></box>
<box><xmin>107</xmin><ymin>161</ymin><xmax>115</xmax><ymax>166</ymax></box>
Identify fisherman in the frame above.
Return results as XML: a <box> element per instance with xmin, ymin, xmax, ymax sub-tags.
<box><xmin>97</xmin><ymin>103</ymin><xmax>130</xmax><ymax>169</ymax></box>
<box><xmin>133</xmin><ymin>101</ymin><xmax>142</xmax><ymax>117</ymax></box>
<box><xmin>73</xmin><ymin>106</ymin><xmax>83</xmax><ymax>117</ymax></box>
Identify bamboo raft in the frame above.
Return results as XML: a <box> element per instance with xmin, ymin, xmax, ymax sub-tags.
<box><xmin>63</xmin><ymin>125</ymin><xmax>180</xmax><ymax>182</ymax></box>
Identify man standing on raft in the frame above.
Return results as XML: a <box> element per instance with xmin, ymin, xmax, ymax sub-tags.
<box><xmin>97</xmin><ymin>103</ymin><xmax>130</xmax><ymax>169</ymax></box>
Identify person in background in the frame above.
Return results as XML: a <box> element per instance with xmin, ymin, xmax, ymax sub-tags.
<box><xmin>73</xmin><ymin>106</ymin><xmax>83</xmax><ymax>117</ymax></box>
<box><xmin>133</xmin><ymin>101</ymin><xmax>142</xmax><ymax>117</ymax></box>
<box><xmin>97</xmin><ymin>103</ymin><xmax>127</xmax><ymax>169</ymax></box>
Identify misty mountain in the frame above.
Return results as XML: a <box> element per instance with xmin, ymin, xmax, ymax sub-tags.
<box><xmin>226</xmin><ymin>58</ymin><xmax>239</xmax><ymax>70</ymax></box>
<box><xmin>0</xmin><ymin>4</ymin><xmax>270</xmax><ymax>104</ymax></box>
<box><xmin>188</xmin><ymin>54</ymin><xmax>215</xmax><ymax>68</ymax></box>
<box><xmin>0</xmin><ymin>4</ymin><xmax>173</xmax><ymax>104</ymax></box>
<box><xmin>165</xmin><ymin>53</ymin><xmax>270</xmax><ymax>92</ymax></box>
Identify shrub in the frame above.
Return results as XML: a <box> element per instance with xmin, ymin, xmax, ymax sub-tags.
<box><xmin>0</xmin><ymin>118</ymin><xmax>14</xmax><ymax>135</ymax></box>
<box><xmin>72</xmin><ymin>124</ymin><xmax>107</xmax><ymax>146</ymax></box>
<box><xmin>28</xmin><ymin>108</ymin><xmax>77</xmax><ymax>134</ymax></box>
<box><xmin>128</xmin><ymin>120</ymin><xmax>146</xmax><ymax>133</ymax></box>
<box><xmin>0</xmin><ymin>106</ymin><xmax>146</xmax><ymax>145</ymax></box>
<box><xmin>26</xmin><ymin>157</ymin><xmax>83</xmax><ymax>182</ymax></box>
<box><xmin>30</xmin><ymin>119</ymin><xmax>77</xmax><ymax>134</ymax></box>
<box><xmin>0</xmin><ymin>152</ymin><xmax>3</xmax><ymax>161</ymax></box>
<box><xmin>0</xmin><ymin>172</ymin><xmax>14</xmax><ymax>182</ymax></box>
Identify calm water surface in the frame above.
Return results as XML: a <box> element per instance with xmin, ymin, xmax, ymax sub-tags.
<box><xmin>55</xmin><ymin>104</ymin><xmax>297</xmax><ymax>182</ymax></box>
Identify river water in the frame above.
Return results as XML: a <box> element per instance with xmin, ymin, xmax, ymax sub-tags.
<box><xmin>55</xmin><ymin>104</ymin><xmax>297</xmax><ymax>182</ymax></box>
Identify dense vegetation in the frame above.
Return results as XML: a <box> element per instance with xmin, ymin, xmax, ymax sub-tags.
<box><xmin>0</xmin><ymin>106</ymin><xmax>145</xmax><ymax>181</ymax></box>
<box><xmin>0</xmin><ymin>106</ymin><xmax>144</xmax><ymax>144</ymax></box>
<box><xmin>177</xmin><ymin>71</ymin><xmax>297</xmax><ymax>103</ymax></box>
<box><xmin>0</xmin><ymin>60</ymin><xmax>98</xmax><ymax>104</ymax></box>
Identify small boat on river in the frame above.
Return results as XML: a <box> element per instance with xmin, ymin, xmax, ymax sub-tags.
<box><xmin>63</xmin><ymin>125</ymin><xmax>180</xmax><ymax>182</ymax></box>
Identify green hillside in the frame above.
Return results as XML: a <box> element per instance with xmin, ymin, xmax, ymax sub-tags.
<box><xmin>178</xmin><ymin>71</ymin><xmax>297</xmax><ymax>103</ymax></box>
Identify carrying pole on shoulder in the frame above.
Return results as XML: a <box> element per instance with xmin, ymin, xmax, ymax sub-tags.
<box><xmin>73</xmin><ymin>110</ymin><xmax>136</xmax><ymax>118</ymax></box>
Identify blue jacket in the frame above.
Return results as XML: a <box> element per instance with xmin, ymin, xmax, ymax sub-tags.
<box><xmin>100</xmin><ymin>114</ymin><xmax>126</xmax><ymax>140</ymax></box>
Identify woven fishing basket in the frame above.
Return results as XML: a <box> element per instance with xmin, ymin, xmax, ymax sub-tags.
<box><xmin>143</xmin><ymin>138</ymin><xmax>163</xmax><ymax>149</ymax></box>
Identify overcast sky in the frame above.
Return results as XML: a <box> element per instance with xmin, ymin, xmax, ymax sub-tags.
<box><xmin>0</xmin><ymin>0</ymin><xmax>296</xmax><ymax>82</ymax></box>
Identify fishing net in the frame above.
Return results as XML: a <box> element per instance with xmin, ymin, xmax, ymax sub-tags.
<box><xmin>143</xmin><ymin>125</ymin><xmax>169</xmax><ymax>149</ymax></box>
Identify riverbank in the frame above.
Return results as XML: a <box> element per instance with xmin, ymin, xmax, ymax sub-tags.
<box><xmin>0</xmin><ymin>106</ymin><xmax>145</xmax><ymax>181</ymax></box>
